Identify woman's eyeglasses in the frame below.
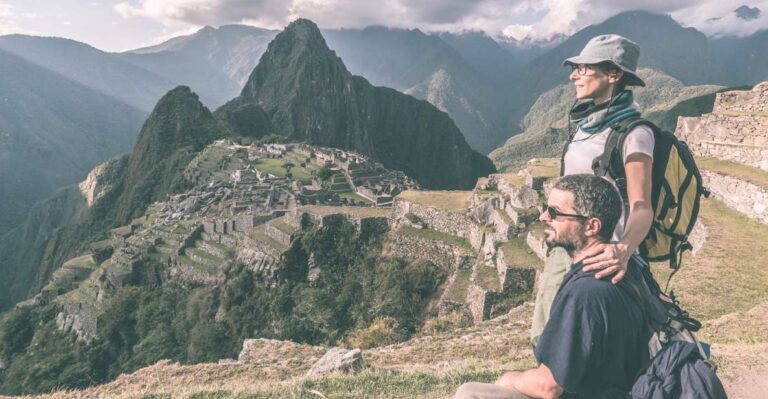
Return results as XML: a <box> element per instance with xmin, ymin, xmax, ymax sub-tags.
<box><xmin>541</xmin><ymin>203</ymin><xmax>588</xmax><ymax>220</ymax></box>
<box><xmin>570</xmin><ymin>64</ymin><xmax>596</xmax><ymax>76</ymax></box>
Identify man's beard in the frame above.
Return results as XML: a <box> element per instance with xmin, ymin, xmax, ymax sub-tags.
<box><xmin>544</xmin><ymin>224</ymin><xmax>587</xmax><ymax>257</ymax></box>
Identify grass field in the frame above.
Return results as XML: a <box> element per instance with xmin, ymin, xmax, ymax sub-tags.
<box><xmin>696</xmin><ymin>156</ymin><xmax>768</xmax><ymax>190</ymax></box>
<box><xmin>399</xmin><ymin>226</ymin><xmax>475</xmax><ymax>253</ymax></box>
<box><xmin>499</xmin><ymin>236</ymin><xmax>543</xmax><ymax>270</ymax></box>
<box><xmin>653</xmin><ymin>197</ymin><xmax>768</xmax><ymax>322</ymax></box>
<box><xmin>443</xmin><ymin>267</ymin><xmax>472</xmax><ymax>302</ymax></box>
<box><xmin>397</xmin><ymin>191</ymin><xmax>472</xmax><ymax>213</ymax></box>
<box><xmin>473</xmin><ymin>264</ymin><xmax>500</xmax><ymax>291</ymax></box>
<box><xmin>253</xmin><ymin>158</ymin><xmax>312</xmax><ymax>182</ymax></box>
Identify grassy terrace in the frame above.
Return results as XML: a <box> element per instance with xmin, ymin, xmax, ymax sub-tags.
<box><xmin>250</xmin><ymin>226</ymin><xmax>289</xmax><ymax>252</ymax></box>
<box><xmin>696</xmin><ymin>156</ymin><xmax>768</xmax><ymax>190</ymax></box>
<box><xmin>178</xmin><ymin>254</ymin><xmax>218</xmax><ymax>274</ymax></box>
<box><xmin>272</xmin><ymin>220</ymin><xmax>296</xmax><ymax>235</ymax></box>
<box><xmin>523</xmin><ymin>158</ymin><xmax>560</xmax><ymax>176</ymax></box>
<box><xmin>61</xmin><ymin>254</ymin><xmax>97</xmax><ymax>271</ymax></box>
<box><xmin>339</xmin><ymin>191</ymin><xmax>373</xmax><ymax>204</ymax></box>
<box><xmin>399</xmin><ymin>226</ymin><xmax>474</xmax><ymax>253</ymax></box>
<box><xmin>495</xmin><ymin>173</ymin><xmax>524</xmax><ymax>188</ymax></box>
<box><xmin>500</xmin><ymin>236</ymin><xmax>543</xmax><ymax>270</ymax></box>
<box><xmin>443</xmin><ymin>267</ymin><xmax>472</xmax><ymax>302</ymax></box>
<box><xmin>254</xmin><ymin>158</ymin><xmax>312</xmax><ymax>182</ymax></box>
<box><xmin>473</xmin><ymin>264</ymin><xmax>500</xmax><ymax>291</ymax></box>
<box><xmin>397</xmin><ymin>190</ymin><xmax>472</xmax><ymax>213</ymax></box>
<box><xmin>653</xmin><ymin>197</ymin><xmax>768</xmax><ymax>323</ymax></box>
<box><xmin>300</xmin><ymin>205</ymin><xmax>390</xmax><ymax>218</ymax></box>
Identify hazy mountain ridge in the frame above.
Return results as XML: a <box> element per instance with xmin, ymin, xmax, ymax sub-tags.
<box><xmin>322</xmin><ymin>27</ymin><xmax>506</xmax><ymax>152</ymax></box>
<box><xmin>119</xmin><ymin>25</ymin><xmax>279</xmax><ymax>108</ymax></box>
<box><xmin>0</xmin><ymin>48</ymin><xmax>144</xmax><ymax>235</ymax></box>
<box><xmin>0</xmin><ymin>35</ymin><xmax>174</xmax><ymax>112</ymax></box>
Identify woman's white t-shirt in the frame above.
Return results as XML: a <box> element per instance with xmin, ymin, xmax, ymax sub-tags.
<box><xmin>562</xmin><ymin>125</ymin><xmax>655</xmax><ymax>241</ymax></box>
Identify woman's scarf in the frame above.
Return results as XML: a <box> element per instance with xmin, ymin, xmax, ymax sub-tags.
<box><xmin>569</xmin><ymin>90</ymin><xmax>641</xmax><ymax>133</ymax></box>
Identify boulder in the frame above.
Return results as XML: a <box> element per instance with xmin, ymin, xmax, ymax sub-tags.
<box><xmin>307</xmin><ymin>347</ymin><xmax>364</xmax><ymax>376</ymax></box>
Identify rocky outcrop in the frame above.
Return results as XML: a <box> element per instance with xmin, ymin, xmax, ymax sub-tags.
<box><xmin>307</xmin><ymin>348</ymin><xmax>364</xmax><ymax>376</ymax></box>
<box><xmin>78</xmin><ymin>155</ymin><xmax>129</xmax><ymax>207</ymax></box>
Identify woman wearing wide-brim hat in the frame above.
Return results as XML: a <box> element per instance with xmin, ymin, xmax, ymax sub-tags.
<box><xmin>531</xmin><ymin>34</ymin><xmax>655</xmax><ymax>344</ymax></box>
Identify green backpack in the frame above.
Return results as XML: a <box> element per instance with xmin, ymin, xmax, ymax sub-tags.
<box><xmin>590</xmin><ymin>117</ymin><xmax>709</xmax><ymax>284</ymax></box>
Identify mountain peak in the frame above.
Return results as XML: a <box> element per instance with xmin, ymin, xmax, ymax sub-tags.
<box><xmin>238</xmin><ymin>18</ymin><xmax>345</xmax><ymax>104</ymax></box>
<box><xmin>271</xmin><ymin>18</ymin><xmax>330</xmax><ymax>54</ymax></box>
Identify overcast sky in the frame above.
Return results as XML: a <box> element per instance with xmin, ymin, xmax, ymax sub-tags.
<box><xmin>1</xmin><ymin>0</ymin><xmax>767</xmax><ymax>52</ymax></box>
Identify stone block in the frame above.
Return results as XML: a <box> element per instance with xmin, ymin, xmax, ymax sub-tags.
<box><xmin>526</xmin><ymin>231</ymin><xmax>547</xmax><ymax>261</ymax></box>
<box><xmin>499</xmin><ymin>266</ymin><xmax>537</xmax><ymax>292</ymax></box>
<box><xmin>466</xmin><ymin>283</ymin><xmax>490</xmax><ymax>322</ymax></box>
<box><xmin>307</xmin><ymin>348</ymin><xmax>364</xmax><ymax>376</ymax></box>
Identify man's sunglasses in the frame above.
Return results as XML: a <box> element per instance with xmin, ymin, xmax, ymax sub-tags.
<box><xmin>541</xmin><ymin>203</ymin><xmax>588</xmax><ymax>220</ymax></box>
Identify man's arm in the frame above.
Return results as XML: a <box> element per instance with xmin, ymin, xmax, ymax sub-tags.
<box><xmin>496</xmin><ymin>363</ymin><xmax>563</xmax><ymax>399</ymax></box>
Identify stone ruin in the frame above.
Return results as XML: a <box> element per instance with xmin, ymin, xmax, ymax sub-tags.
<box><xmin>678</xmin><ymin>82</ymin><xmax>768</xmax><ymax>171</ymax></box>
<box><xmin>677</xmin><ymin>82</ymin><xmax>768</xmax><ymax>224</ymax></box>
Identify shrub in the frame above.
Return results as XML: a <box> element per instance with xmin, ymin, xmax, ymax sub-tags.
<box><xmin>345</xmin><ymin>317</ymin><xmax>402</xmax><ymax>349</ymax></box>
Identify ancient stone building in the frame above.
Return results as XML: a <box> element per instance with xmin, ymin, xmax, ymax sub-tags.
<box><xmin>678</xmin><ymin>82</ymin><xmax>768</xmax><ymax>170</ymax></box>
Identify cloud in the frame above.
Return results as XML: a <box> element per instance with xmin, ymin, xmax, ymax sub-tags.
<box><xmin>0</xmin><ymin>4</ymin><xmax>40</xmax><ymax>35</ymax></box>
<box><xmin>114</xmin><ymin>0</ymin><xmax>291</xmax><ymax>27</ymax></box>
<box><xmin>735</xmin><ymin>5</ymin><xmax>760</xmax><ymax>20</ymax></box>
<box><xmin>671</xmin><ymin>0</ymin><xmax>768</xmax><ymax>37</ymax></box>
<box><xmin>111</xmin><ymin>0</ymin><xmax>768</xmax><ymax>41</ymax></box>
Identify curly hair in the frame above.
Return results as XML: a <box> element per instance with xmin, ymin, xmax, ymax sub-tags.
<box><xmin>552</xmin><ymin>174</ymin><xmax>622</xmax><ymax>240</ymax></box>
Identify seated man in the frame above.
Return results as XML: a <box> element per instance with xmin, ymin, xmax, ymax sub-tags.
<box><xmin>454</xmin><ymin>174</ymin><xmax>649</xmax><ymax>399</ymax></box>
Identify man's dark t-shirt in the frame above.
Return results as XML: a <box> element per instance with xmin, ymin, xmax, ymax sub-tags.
<box><xmin>534</xmin><ymin>259</ymin><xmax>648</xmax><ymax>398</ymax></box>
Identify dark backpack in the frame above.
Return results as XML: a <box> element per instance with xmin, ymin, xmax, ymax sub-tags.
<box><xmin>618</xmin><ymin>259</ymin><xmax>727</xmax><ymax>399</ymax></box>
<box><xmin>567</xmin><ymin>258</ymin><xmax>725</xmax><ymax>399</ymax></box>
<box><xmin>590</xmin><ymin>117</ymin><xmax>708</xmax><ymax>282</ymax></box>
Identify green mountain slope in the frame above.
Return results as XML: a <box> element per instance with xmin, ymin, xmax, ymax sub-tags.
<box><xmin>220</xmin><ymin>19</ymin><xmax>495</xmax><ymax>189</ymax></box>
<box><xmin>0</xmin><ymin>48</ymin><xmax>144</xmax><ymax>235</ymax></box>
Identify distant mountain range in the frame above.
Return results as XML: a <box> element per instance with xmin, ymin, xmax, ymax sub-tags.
<box><xmin>0</xmin><ymin>48</ymin><xmax>145</xmax><ymax>235</ymax></box>
<box><xmin>2</xmin><ymin>10</ymin><xmax>768</xmax><ymax>235</ymax></box>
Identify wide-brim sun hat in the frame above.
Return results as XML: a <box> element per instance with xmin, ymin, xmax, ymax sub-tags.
<box><xmin>563</xmin><ymin>34</ymin><xmax>646</xmax><ymax>87</ymax></box>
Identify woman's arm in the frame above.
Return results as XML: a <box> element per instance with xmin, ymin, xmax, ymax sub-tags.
<box><xmin>581</xmin><ymin>153</ymin><xmax>653</xmax><ymax>283</ymax></box>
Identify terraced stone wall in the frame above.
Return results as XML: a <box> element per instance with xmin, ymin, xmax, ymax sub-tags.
<box><xmin>702</xmin><ymin>171</ymin><xmax>768</xmax><ymax>224</ymax></box>
<box><xmin>713</xmin><ymin>82</ymin><xmax>768</xmax><ymax>114</ymax></box>
<box><xmin>386</xmin><ymin>231</ymin><xmax>473</xmax><ymax>271</ymax></box>
<box><xmin>390</xmin><ymin>198</ymin><xmax>477</xmax><ymax>245</ymax></box>
<box><xmin>678</xmin><ymin>83</ymin><xmax>768</xmax><ymax>170</ymax></box>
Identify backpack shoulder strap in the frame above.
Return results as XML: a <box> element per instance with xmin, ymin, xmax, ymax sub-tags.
<box><xmin>591</xmin><ymin>116</ymin><xmax>653</xmax><ymax>176</ymax></box>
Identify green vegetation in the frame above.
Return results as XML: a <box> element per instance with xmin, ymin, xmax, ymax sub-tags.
<box><xmin>0</xmin><ymin>216</ymin><xmax>446</xmax><ymax>395</ymax></box>
<box><xmin>399</xmin><ymin>226</ymin><xmax>475</xmax><ymax>253</ymax></box>
<box><xmin>443</xmin><ymin>267</ymin><xmax>472</xmax><ymax>302</ymax></box>
<box><xmin>254</xmin><ymin>158</ymin><xmax>312</xmax><ymax>182</ymax></box>
<box><xmin>500</xmin><ymin>237</ymin><xmax>543</xmax><ymax>269</ymax></box>
<box><xmin>473</xmin><ymin>265</ymin><xmax>500</xmax><ymax>291</ymax></box>
<box><xmin>339</xmin><ymin>192</ymin><xmax>373</xmax><ymax>204</ymax></box>
<box><xmin>696</xmin><ymin>156</ymin><xmax>768</xmax><ymax>190</ymax></box>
